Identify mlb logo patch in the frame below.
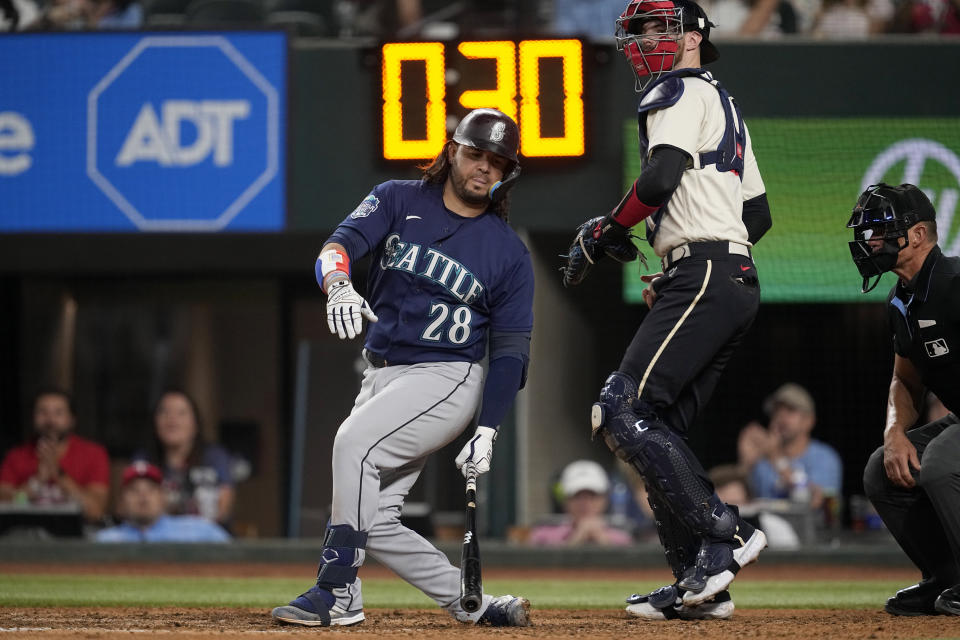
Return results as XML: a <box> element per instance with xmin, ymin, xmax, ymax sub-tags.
<box><xmin>351</xmin><ymin>194</ymin><xmax>380</xmax><ymax>219</ymax></box>
<box><xmin>924</xmin><ymin>338</ymin><xmax>949</xmax><ymax>358</ymax></box>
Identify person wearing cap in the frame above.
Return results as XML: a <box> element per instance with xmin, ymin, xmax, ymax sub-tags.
<box><xmin>95</xmin><ymin>461</ymin><xmax>230</xmax><ymax>543</ymax></box>
<box><xmin>528</xmin><ymin>460</ymin><xmax>633</xmax><ymax>547</ymax></box>
<box><xmin>271</xmin><ymin>108</ymin><xmax>533</xmax><ymax>628</ymax></box>
<box><xmin>566</xmin><ymin>0</ymin><xmax>772</xmax><ymax>622</ymax></box>
<box><xmin>738</xmin><ymin>383</ymin><xmax>842</xmax><ymax>507</ymax></box>
<box><xmin>850</xmin><ymin>183</ymin><xmax>960</xmax><ymax>617</ymax></box>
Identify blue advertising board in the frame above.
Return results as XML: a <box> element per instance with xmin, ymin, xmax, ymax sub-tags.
<box><xmin>0</xmin><ymin>32</ymin><xmax>286</xmax><ymax>232</ymax></box>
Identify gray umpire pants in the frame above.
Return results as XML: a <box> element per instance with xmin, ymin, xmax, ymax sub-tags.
<box><xmin>864</xmin><ymin>413</ymin><xmax>960</xmax><ymax>587</ymax></box>
<box><xmin>330</xmin><ymin>358</ymin><xmax>483</xmax><ymax>609</ymax></box>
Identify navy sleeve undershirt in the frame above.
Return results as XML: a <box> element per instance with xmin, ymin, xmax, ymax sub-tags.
<box><xmin>477</xmin><ymin>355</ymin><xmax>525</xmax><ymax>428</ymax></box>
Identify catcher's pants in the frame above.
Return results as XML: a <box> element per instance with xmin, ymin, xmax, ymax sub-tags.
<box><xmin>864</xmin><ymin>414</ymin><xmax>960</xmax><ymax>586</ymax></box>
<box><xmin>620</xmin><ymin>244</ymin><xmax>760</xmax><ymax>436</ymax></box>
<box><xmin>329</xmin><ymin>358</ymin><xmax>483</xmax><ymax>609</ymax></box>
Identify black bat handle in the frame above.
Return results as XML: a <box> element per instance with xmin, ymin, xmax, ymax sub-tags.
<box><xmin>460</xmin><ymin>464</ymin><xmax>483</xmax><ymax>613</ymax></box>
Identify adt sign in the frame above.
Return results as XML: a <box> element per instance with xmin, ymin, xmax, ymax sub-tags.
<box><xmin>0</xmin><ymin>32</ymin><xmax>285</xmax><ymax>232</ymax></box>
<box><xmin>89</xmin><ymin>36</ymin><xmax>280</xmax><ymax>231</ymax></box>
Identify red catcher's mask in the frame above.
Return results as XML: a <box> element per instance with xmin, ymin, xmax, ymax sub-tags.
<box><xmin>615</xmin><ymin>0</ymin><xmax>683</xmax><ymax>91</ymax></box>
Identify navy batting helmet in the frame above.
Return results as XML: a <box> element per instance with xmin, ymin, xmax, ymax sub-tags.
<box><xmin>452</xmin><ymin>109</ymin><xmax>521</xmax><ymax>203</ymax></box>
<box><xmin>453</xmin><ymin>109</ymin><xmax>519</xmax><ymax>165</ymax></box>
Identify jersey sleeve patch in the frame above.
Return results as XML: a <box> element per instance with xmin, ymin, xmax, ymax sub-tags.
<box><xmin>350</xmin><ymin>194</ymin><xmax>380</xmax><ymax>219</ymax></box>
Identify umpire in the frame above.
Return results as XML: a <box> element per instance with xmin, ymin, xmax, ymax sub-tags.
<box><xmin>853</xmin><ymin>183</ymin><xmax>960</xmax><ymax>617</ymax></box>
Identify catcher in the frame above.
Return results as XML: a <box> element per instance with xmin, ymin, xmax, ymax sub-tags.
<box><xmin>562</xmin><ymin>0</ymin><xmax>773</xmax><ymax>621</ymax></box>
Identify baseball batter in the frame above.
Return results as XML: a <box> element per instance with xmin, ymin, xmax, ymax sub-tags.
<box><xmin>562</xmin><ymin>0</ymin><xmax>773</xmax><ymax>621</ymax></box>
<box><xmin>271</xmin><ymin>109</ymin><xmax>533</xmax><ymax>628</ymax></box>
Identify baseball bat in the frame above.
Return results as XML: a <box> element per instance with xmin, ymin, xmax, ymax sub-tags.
<box><xmin>459</xmin><ymin>463</ymin><xmax>483</xmax><ymax>613</ymax></box>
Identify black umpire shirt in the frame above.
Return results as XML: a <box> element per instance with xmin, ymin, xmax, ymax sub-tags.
<box><xmin>886</xmin><ymin>245</ymin><xmax>960</xmax><ymax>414</ymax></box>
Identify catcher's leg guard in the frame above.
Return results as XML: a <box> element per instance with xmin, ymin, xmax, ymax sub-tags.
<box><xmin>592</xmin><ymin>371</ymin><xmax>765</xmax><ymax>601</ymax></box>
<box><xmin>647</xmin><ymin>487</ymin><xmax>700</xmax><ymax>582</ymax></box>
<box><xmin>592</xmin><ymin>372</ymin><xmax>728</xmax><ymax>535</ymax></box>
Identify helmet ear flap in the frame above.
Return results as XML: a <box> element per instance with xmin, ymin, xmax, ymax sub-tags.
<box><xmin>489</xmin><ymin>164</ymin><xmax>521</xmax><ymax>203</ymax></box>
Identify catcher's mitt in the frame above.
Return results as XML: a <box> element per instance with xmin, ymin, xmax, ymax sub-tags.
<box><xmin>561</xmin><ymin>216</ymin><xmax>644</xmax><ymax>287</ymax></box>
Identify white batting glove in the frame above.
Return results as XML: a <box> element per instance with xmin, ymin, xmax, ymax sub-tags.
<box><xmin>455</xmin><ymin>426</ymin><xmax>498</xmax><ymax>477</ymax></box>
<box><xmin>326</xmin><ymin>278</ymin><xmax>378</xmax><ymax>340</ymax></box>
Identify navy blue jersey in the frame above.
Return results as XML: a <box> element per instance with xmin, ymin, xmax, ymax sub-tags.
<box><xmin>336</xmin><ymin>180</ymin><xmax>534</xmax><ymax>365</ymax></box>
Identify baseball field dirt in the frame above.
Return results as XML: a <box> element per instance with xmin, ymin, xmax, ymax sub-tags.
<box><xmin>2</xmin><ymin>564</ymin><xmax>957</xmax><ymax>639</ymax></box>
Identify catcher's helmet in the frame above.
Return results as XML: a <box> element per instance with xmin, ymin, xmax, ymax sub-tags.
<box><xmin>452</xmin><ymin>108</ymin><xmax>521</xmax><ymax>202</ymax></box>
<box><xmin>847</xmin><ymin>183</ymin><xmax>936</xmax><ymax>293</ymax></box>
<box><xmin>615</xmin><ymin>0</ymin><xmax>718</xmax><ymax>91</ymax></box>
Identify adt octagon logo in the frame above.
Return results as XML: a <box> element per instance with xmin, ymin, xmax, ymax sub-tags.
<box><xmin>87</xmin><ymin>36</ymin><xmax>280</xmax><ymax>231</ymax></box>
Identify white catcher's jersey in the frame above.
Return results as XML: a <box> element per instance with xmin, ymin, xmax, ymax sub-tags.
<box><xmin>645</xmin><ymin>75</ymin><xmax>766</xmax><ymax>258</ymax></box>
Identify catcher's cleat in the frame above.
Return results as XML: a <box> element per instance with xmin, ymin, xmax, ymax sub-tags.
<box><xmin>271</xmin><ymin>585</ymin><xmax>364</xmax><ymax>627</ymax></box>
<box><xmin>477</xmin><ymin>595</ymin><xmax>532</xmax><ymax>626</ymax></box>
<box><xmin>681</xmin><ymin>519</ymin><xmax>767</xmax><ymax>607</ymax></box>
<box><xmin>935</xmin><ymin>585</ymin><xmax>960</xmax><ymax>616</ymax></box>
<box><xmin>626</xmin><ymin>586</ymin><xmax>734</xmax><ymax>621</ymax></box>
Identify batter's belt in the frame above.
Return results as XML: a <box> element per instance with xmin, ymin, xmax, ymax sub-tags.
<box><xmin>362</xmin><ymin>348</ymin><xmax>391</xmax><ymax>368</ymax></box>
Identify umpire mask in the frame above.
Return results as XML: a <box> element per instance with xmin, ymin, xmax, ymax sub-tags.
<box><xmin>847</xmin><ymin>183</ymin><xmax>936</xmax><ymax>293</ymax></box>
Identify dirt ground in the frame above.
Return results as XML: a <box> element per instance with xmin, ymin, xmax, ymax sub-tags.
<box><xmin>3</xmin><ymin>607</ymin><xmax>960</xmax><ymax>640</ymax></box>
<box><xmin>2</xmin><ymin>564</ymin><xmax>957</xmax><ymax>640</ymax></box>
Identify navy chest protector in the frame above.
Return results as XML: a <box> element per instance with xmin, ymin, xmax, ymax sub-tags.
<box><xmin>636</xmin><ymin>68</ymin><xmax>746</xmax><ymax>242</ymax></box>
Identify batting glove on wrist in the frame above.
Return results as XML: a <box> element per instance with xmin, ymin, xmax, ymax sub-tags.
<box><xmin>455</xmin><ymin>426</ymin><xmax>498</xmax><ymax>477</ymax></box>
<box><xmin>326</xmin><ymin>278</ymin><xmax>378</xmax><ymax>340</ymax></box>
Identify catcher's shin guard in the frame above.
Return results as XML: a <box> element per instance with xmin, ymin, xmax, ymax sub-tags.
<box><xmin>591</xmin><ymin>371</ymin><xmax>735</xmax><ymax>538</ymax></box>
<box><xmin>646</xmin><ymin>486</ymin><xmax>700</xmax><ymax>581</ymax></box>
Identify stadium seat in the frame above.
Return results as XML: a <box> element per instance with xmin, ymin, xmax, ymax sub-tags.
<box><xmin>185</xmin><ymin>0</ymin><xmax>265</xmax><ymax>25</ymax></box>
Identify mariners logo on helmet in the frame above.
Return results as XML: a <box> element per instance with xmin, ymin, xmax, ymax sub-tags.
<box><xmin>453</xmin><ymin>108</ymin><xmax>519</xmax><ymax>164</ymax></box>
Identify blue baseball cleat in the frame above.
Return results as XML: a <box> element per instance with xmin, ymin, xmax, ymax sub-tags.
<box><xmin>271</xmin><ymin>585</ymin><xmax>364</xmax><ymax>627</ymax></box>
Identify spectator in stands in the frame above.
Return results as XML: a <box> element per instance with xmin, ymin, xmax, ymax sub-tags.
<box><xmin>0</xmin><ymin>0</ymin><xmax>41</xmax><ymax>30</ymax></box>
<box><xmin>890</xmin><ymin>0</ymin><xmax>959</xmax><ymax>32</ymax></box>
<box><xmin>133</xmin><ymin>389</ymin><xmax>235</xmax><ymax>527</ymax></box>
<box><xmin>529</xmin><ymin>459</ymin><xmax>633</xmax><ymax>547</ymax></box>
<box><xmin>705</xmin><ymin>0</ymin><xmax>799</xmax><ymax>37</ymax></box>
<box><xmin>336</xmin><ymin>0</ymin><xmax>426</xmax><ymax>38</ymax></box>
<box><xmin>28</xmin><ymin>0</ymin><xmax>142</xmax><ymax>30</ymax></box>
<box><xmin>0</xmin><ymin>388</ymin><xmax>110</xmax><ymax>523</ymax></box>
<box><xmin>812</xmin><ymin>0</ymin><xmax>893</xmax><ymax>36</ymax></box>
<box><xmin>552</xmin><ymin>0</ymin><xmax>625</xmax><ymax>39</ymax></box>
<box><xmin>710</xmin><ymin>464</ymin><xmax>800</xmax><ymax>549</ymax></box>
<box><xmin>96</xmin><ymin>461</ymin><xmax>230</xmax><ymax>542</ymax></box>
<box><xmin>738</xmin><ymin>382</ymin><xmax>842</xmax><ymax>510</ymax></box>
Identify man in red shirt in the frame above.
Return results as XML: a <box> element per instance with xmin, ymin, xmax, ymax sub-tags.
<box><xmin>0</xmin><ymin>389</ymin><xmax>110</xmax><ymax>522</ymax></box>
